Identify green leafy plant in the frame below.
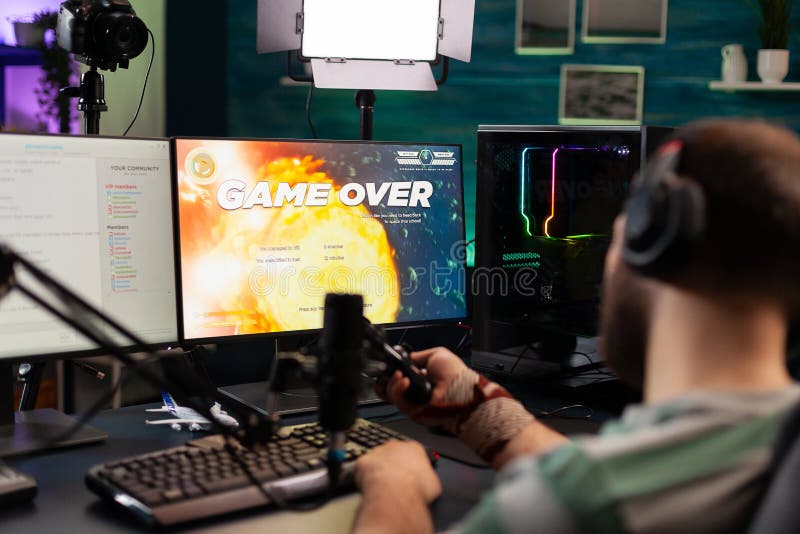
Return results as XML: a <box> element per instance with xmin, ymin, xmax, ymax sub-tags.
<box><xmin>32</xmin><ymin>10</ymin><xmax>74</xmax><ymax>133</ymax></box>
<box><xmin>749</xmin><ymin>0</ymin><xmax>793</xmax><ymax>49</ymax></box>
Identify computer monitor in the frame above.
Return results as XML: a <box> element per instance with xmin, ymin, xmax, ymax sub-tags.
<box><xmin>0</xmin><ymin>133</ymin><xmax>177</xmax><ymax>455</ymax></box>
<box><xmin>172</xmin><ymin>138</ymin><xmax>467</xmax><ymax>345</ymax></box>
<box><xmin>472</xmin><ymin>125</ymin><xmax>672</xmax><ymax>370</ymax></box>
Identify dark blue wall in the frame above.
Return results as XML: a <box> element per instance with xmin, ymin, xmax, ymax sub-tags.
<box><xmin>226</xmin><ymin>0</ymin><xmax>800</xmax><ymax>252</ymax></box>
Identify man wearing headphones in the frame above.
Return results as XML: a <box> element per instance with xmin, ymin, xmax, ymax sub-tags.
<box><xmin>352</xmin><ymin>119</ymin><xmax>800</xmax><ymax>533</ymax></box>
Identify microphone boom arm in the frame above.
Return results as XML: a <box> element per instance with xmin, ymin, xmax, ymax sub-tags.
<box><xmin>0</xmin><ymin>244</ymin><xmax>276</xmax><ymax>447</ymax></box>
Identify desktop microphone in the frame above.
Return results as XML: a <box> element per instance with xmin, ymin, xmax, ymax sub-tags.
<box><xmin>318</xmin><ymin>293</ymin><xmax>364</xmax><ymax>482</ymax></box>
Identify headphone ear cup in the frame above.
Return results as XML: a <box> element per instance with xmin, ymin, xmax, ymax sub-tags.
<box><xmin>622</xmin><ymin>179</ymin><xmax>706</xmax><ymax>278</ymax></box>
<box><xmin>675</xmin><ymin>180</ymin><xmax>706</xmax><ymax>251</ymax></box>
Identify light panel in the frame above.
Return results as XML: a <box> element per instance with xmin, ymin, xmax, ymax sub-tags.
<box><xmin>301</xmin><ymin>0</ymin><xmax>441</xmax><ymax>62</ymax></box>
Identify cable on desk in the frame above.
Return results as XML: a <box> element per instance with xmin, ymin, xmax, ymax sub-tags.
<box><xmin>562</xmin><ymin>368</ymin><xmax>616</xmax><ymax>381</ymax></box>
<box><xmin>396</xmin><ymin>327</ymin><xmax>409</xmax><ymax>345</ymax></box>
<box><xmin>533</xmin><ymin>404</ymin><xmax>594</xmax><ymax>420</ymax></box>
<box><xmin>572</xmin><ymin>351</ymin><xmax>594</xmax><ymax>367</ymax></box>
<box><xmin>453</xmin><ymin>324</ymin><xmax>472</xmax><ymax>354</ymax></box>
<box><xmin>279</xmin><ymin>391</ymin><xmax>320</xmax><ymax>399</ymax></box>
<box><xmin>498</xmin><ymin>345</ymin><xmax>534</xmax><ymax>375</ymax></box>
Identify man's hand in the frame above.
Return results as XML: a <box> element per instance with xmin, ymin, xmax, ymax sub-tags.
<box><xmin>379</xmin><ymin>347</ymin><xmax>569</xmax><ymax>469</ymax></box>
<box><xmin>383</xmin><ymin>347</ymin><xmax>471</xmax><ymax>428</ymax></box>
<box><xmin>353</xmin><ymin>441</ymin><xmax>440</xmax><ymax>534</ymax></box>
<box><xmin>355</xmin><ymin>440</ymin><xmax>441</xmax><ymax>504</ymax></box>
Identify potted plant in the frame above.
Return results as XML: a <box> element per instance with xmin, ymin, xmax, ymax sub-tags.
<box><xmin>752</xmin><ymin>0</ymin><xmax>793</xmax><ymax>84</ymax></box>
<box><xmin>33</xmin><ymin>10</ymin><xmax>74</xmax><ymax>133</ymax></box>
<box><xmin>7</xmin><ymin>14</ymin><xmax>45</xmax><ymax>48</ymax></box>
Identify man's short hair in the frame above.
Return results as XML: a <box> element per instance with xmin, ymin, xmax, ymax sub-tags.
<box><xmin>674</xmin><ymin>119</ymin><xmax>800</xmax><ymax>312</ymax></box>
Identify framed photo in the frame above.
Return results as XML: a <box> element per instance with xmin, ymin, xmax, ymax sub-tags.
<box><xmin>559</xmin><ymin>65</ymin><xmax>645</xmax><ymax>125</ymax></box>
<box><xmin>582</xmin><ymin>0</ymin><xmax>668</xmax><ymax>44</ymax></box>
<box><xmin>516</xmin><ymin>0</ymin><xmax>577</xmax><ymax>55</ymax></box>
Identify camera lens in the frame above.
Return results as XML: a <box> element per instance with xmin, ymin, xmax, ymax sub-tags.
<box><xmin>95</xmin><ymin>12</ymin><xmax>147</xmax><ymax>61</ymax></box>
<box><xmin>117</xmin><ymin>26</ymin><xmax>132</xmax><ymax>46</ymax></box>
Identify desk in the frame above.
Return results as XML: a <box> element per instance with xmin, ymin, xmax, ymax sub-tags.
<box><xmin>2</xmin><ymin>395</ymin><xmax>608</xmax><ymax>532</ymax></box>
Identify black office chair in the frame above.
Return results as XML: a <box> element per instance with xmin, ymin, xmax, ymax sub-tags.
<box><xmin>747</xmin><ymin>401</ymin><xmax>800</xmax><ymax>533</ymax></box>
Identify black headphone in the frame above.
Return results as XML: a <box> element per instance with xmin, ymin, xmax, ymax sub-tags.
<box><xmin>621</xmin><ymin>137</ymin><xmax>707</xmax><ymax>278</ymax></box>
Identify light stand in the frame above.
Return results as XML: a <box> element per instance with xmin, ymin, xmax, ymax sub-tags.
<box><xmin>349</xmin><ymin>56</ymin><xmax>449</xmax><ymax>141</ymax></box>
<box><xmin>355</xmin><ymin>89</ymin><xmax>376</xmax><ymax>141</ymax></box>
<box><xmin>59</xmin><ymin>66</ymin><xmax>108</xmax><ymax>135</ymax></box>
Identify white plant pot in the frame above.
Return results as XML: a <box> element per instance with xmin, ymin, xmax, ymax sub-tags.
<box><xmin>12</xmin><ymin>22</ymin><xmax>44</xmax><ymax>48</ymax></box>
<box><xmin>757</xmin><ymin>49</ymin><xmax>790</xmax><ymax>84</ymax></box>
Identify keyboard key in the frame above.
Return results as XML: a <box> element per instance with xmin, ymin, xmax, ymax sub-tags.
<box><xmin>136</xmin><ymin>489</ymin><xmax>165</xmax><ymax>506</ymax></box>
<box><xmin>289</xmin><ymin>461</ymin><xmax>310</xmax><ymax>474</ymax></box>
<box><xmin>183</xmin><ymin>485</ymin><xmax>204</xmax><ymax>498</ymax></box>
<box><xmin>274</xmin><ymin>464</ymin><xmax>295</xmax><ymax>477</ymax></box>
<box><xmin>307</xmin><ymin>458</ymin><xmax>323</xmax><ymax>470</ymax></box>
<box><xmin>199</xmin><ymin>475</ymin><xmax>250</xmax><ymax>494</ymax></box>
<box><xmin>162</xmin><ymin>488</ymin><xmax>184</xmax><ymax>502</ymax></box>
<box><xmin>250</xmin><ymin>467</ymin><xmax>278</xmax><ymax>482</ymax></box>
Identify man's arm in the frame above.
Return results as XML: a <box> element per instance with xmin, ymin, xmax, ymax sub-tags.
<box><xmin>385</xmin><ymin>348</ymin><xmax>569</xmax><ymax>469</ymax></box>
<box><xmin>353</xmin><ymin>437</ymin><xmax>578</xmax><ymax>534</ymax></box>
<box><xmin>490</xmin><ymin>419</ymin><xmax>568</xmax><ymax>469</ymax></box>
<box><xmin>353</xmin><ymin>479</ymin><xmax>434</xmax><ymax>534</ymax></box>
<box><xmin>353</xmin><ymin>441</ymin><xmax>440</xmax><ymax>534</ymax></box>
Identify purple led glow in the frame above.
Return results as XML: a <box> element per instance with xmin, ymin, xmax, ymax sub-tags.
<box><xmin>1</xmin><ymin>0</ymin><xmax>78</xmax><ymax>133</ymax></box>
<box><xmin>544</xmin><ymin>146</ymin><xmax>599</xmax><ymax>237</ymax></box>
<box><xmin>0</xmin><ymin>0</ymin><xmax>63</xmax><ymax>45</ymax></box>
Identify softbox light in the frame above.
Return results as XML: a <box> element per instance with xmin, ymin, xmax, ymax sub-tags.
<box><xmin>257</xmin><ymin>0</ymin><xmax>475</xmax><ymax>91</ymax></box>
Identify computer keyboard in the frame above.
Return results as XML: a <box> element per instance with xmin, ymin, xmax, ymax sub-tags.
<box><xmin>86</xmin><ymin>418</ymin><xmax>433</xmax><ymax>527</ymax></box>
<box><xmin>0</xmin><ymin>461</ymin><xmax>37</xmax><ymax>507</ymax></box>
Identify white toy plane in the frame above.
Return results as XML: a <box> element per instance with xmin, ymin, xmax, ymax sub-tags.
<box><xmin>145</xmin><ymin>392</ymin><xmax>239</xmax><ymax>432</ymax></box>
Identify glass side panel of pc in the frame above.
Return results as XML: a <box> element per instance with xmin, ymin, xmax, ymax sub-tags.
<box><xmin>173</xmin><ymin>138</ymin><xmax>467</xmax><ymax>343</ymax></box>
<box><xmin>473</xmin><ymin>126</ymin><xmax>672</xmax><ymax>356</ymax></box>
<box><xmin>0</xmin><ymin>134</ymin><xmax>178</xmax><ymax>360</ymax></box>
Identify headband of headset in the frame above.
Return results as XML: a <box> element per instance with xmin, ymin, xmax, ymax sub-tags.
<box><xmin>621</xmin><ymin>135</ymin><xmax>706</xmax><ymax>278</ymax></box>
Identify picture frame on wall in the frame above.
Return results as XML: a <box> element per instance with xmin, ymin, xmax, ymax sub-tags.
<box><xmin>559</xmin><ymin>64</ymin><xmax>645</xmax><ymax>125</ymax></box>
<box><xmin>516</xmin><ymin>0</ymin><xmax>577</xmax><ymax>55</ymax></box>
<box><xmin>582</xmin><ymin>0</ymin><xmax>668</xmax><ymax>44</ymax></box>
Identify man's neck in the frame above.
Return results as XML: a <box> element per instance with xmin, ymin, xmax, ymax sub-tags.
<box><xmin>644</xmin><ymin>287</ymin><xmax>792</xmax><ymax>404</ymax></box>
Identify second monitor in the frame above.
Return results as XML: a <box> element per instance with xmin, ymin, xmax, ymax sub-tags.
<box><xmin>172</xmin><ymin>138</ymin><xmax>467</xmax><ymax>344</ymax></box>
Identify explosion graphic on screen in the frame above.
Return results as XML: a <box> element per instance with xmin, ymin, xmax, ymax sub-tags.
<box><xmin>177</xmin><ymin>140</ymin><xmax>400</xmax><ymax>339</ymax></box>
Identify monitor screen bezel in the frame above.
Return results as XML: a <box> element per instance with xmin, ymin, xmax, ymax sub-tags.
<box><xmin>170</xmin><ymin>136</ymin><xmax>468</xmax><ymax>348</ymax></box>
<box><xmin>0</xmin><ymin>131</ymin><xmax>180</xmax><ymax>364</ymax></box>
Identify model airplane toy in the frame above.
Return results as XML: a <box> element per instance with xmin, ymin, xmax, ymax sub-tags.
<box><xmin>146</xmin><ymin>392</ymin><xmax>239</xmax><ymax>432</ymax></box>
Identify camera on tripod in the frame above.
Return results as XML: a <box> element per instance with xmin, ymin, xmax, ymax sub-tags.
<box><xmin>56</xmin><ymin>0</ymin><xmax>148</xmax><ymax>72</ymax></box>
<box><xmin>56</xmin><ymin>0</ymin><xmax>150</xmax><ymax>135</ymax></box>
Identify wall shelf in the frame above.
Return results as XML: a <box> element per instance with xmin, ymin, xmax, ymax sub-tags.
<box><xmin>709</xmin><ymin>81</ymin><xmax>800</xmax><ymax>92</ymax></box>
